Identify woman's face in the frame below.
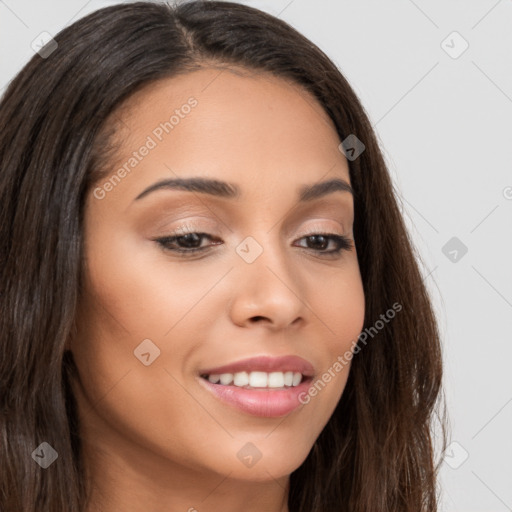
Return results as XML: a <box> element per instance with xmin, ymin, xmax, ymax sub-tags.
<box><xmin>71</xmin><ymin>67</ymin><xmax>365</xmax><ymax>488</ymax></box>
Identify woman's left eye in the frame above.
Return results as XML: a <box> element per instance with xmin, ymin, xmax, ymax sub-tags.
<box><xmin>294</xmin><ymin>233</ymin><xmax>353</xmax><ymax>256</ymax></box>
<box><xmin>154</xmin><ymin>231</ymin><xmax>353</xmax><ymax>257</ymax></box>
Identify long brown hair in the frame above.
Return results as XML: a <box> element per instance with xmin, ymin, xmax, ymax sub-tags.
<box><xmin>0</xmin><ymin>2</ymin><xmax>448</xmax><ymax>510</ymax></box>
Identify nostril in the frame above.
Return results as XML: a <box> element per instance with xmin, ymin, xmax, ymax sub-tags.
<box><xmin>250</xmin><ymin>316</ymin><xmax>268</xmax><ymax>323</ymax></box>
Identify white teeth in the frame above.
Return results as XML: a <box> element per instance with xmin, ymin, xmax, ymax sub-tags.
<box><xmin>205</xmin><ymin>371</ymin><xmax>303</xmax><ymax>388</ymax></box>
<box><xmin>249</xmin><ymin>371</ymin><xmax>267</xmax><ymax>387</ymax></box>
<box><xmin>268</xmin><ymin>372</ymin><xmax>284</xmax><ymax>388</ymax></box>
<box><xmin>219</xmin><ymin>373</ymin><xmax>233</xmax><ymax>385</ymax></box>
<box><xmin>292</xmin><ymin>372</ymin><xmax>302</xmax><ymax>386</ymax></box>
<box><xmin>233</xmin><ymin>371</ymin><xmax>249</xmax><ymax>386</ymax></box>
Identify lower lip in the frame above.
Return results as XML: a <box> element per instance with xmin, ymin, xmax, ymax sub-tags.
<box><xmin>198</xmin><ymin>377</ymin><xmax>312</xmax><ymax>417</ymax></box>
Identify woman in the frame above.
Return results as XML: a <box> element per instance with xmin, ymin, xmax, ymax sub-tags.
<box><xmin>0</xmin><ymin>1</ymin><xmax>448</xmax><ymax>511</ymax></box>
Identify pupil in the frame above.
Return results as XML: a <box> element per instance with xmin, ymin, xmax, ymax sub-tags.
<box><xmin>308</xmin><ymin>235</ymin><xmax>327</xmax><ymax>250</ymax></box>
<box><xmin>180</xmin><ymin>233</ymin><xmax>201</xmax><ymax>248</ymax></box>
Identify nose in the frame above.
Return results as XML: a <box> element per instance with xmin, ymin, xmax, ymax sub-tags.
<box><xmin>228</xmin><ymin>240</ymin><xmax>306</xmax><ymax>330</ymax></box>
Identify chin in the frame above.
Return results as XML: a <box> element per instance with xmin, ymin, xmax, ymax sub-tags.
<box><xmin>201</xmin><ymin>434</ymin><xmax>314</xmax><ymax>481</ymax></box>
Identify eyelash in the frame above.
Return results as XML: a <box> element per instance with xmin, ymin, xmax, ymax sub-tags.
<box><xmin>154</xmin><ymin>228</ymin><xmax>353</xmax><ymax>258</ymax></box>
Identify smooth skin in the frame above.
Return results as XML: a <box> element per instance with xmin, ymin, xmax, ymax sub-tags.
<box><xmin>69</xmin><ymin>66</ymin><xmax>365</xmax><ymax>512</ymax></box>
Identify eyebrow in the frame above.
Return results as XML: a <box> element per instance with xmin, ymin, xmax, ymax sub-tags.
<box><xmin>133</xmin><ymin>176</ymin><xmax>353</xmax><ymax>203</ymax></box>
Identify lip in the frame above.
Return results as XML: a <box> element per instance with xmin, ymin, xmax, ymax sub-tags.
<box><xmin>198</xmin><ymin>376</ymin><xmax>312</xmax><ymax>417</ymax></box>
<box><xmin>199</xmin><ymin>355</ymin><xmax>315</xmax><ymax>378</ymax></box>
<box><xmin>197</xmin><ymin>355</ymin><xmax>315</xmax><ymax>418</ymax></box>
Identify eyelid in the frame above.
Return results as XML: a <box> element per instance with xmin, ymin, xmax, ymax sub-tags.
<box><xmin>160</xmin><ymin>219</ymin><xmax>349</xmax><ymax>239</ymax></box>
<box><xmin>164</xmin><ymin>220</ymin><xmax>219</xmax><ymax>235</ymax></box>
<box><xmin>164</xmin><ymin>221</ymin><xmax>348</xmax><ymax>238</ymax></box>
<box><xmin>293</xmin><ymin>221</ymin><xmax>347</xmax><ymax>239</ymax></box>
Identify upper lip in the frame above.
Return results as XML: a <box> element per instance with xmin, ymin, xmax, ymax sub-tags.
<box><xmin>199</xmin><ymin>355</ymin><xmax>315</xmax><ymax>378</ymax></box>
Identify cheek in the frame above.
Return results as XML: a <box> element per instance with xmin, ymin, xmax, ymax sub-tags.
<box><xmin>73</xmin><ymin>229</ymin><xmax>227</xmax><ymax>416</ymax></box>
<box><xmin>296</xmin><ymin>258</ymin><xmax>365</xmax><ymax>412</ymax></box>
<box><xmin>72</xmin><ymin>224</ymin><xmax>244</xmax><ymax>461</ymax></box>
<box><xmin>81</xmin><ymin>221</ymin><xmax>232</xmax><ymax>340</ymax></box>
<box><xmin>72</xmin><ymin>241</ymin><xmax>236</xmax><ymax>474</ymax></box>
<box><xmin>308</xmin><ymin>257</ymin><xmax>366</xmax><ymax>354</ymax></box>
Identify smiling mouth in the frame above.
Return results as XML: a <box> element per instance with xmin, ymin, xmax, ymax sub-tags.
<box><xmin>200</xmin><ymin>370</ymin><xmax>308</xmax><ymax>389</ymax></box>
<box><xmin>198</xmin><ymin>355</ymin><xmax>315</xmax><ymax>417</ymax></box>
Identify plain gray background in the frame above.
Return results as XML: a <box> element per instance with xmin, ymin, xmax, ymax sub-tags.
<box><xmin>1</xmin><ymin>1</ymin><xmax>511</xmax><ymax>510</ymax></box>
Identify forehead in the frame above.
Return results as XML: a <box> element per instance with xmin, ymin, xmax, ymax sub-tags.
<box><xmin>98</xmin><ymin>66</ymin><xmax>350</xmax><ymax>204</ymax></box>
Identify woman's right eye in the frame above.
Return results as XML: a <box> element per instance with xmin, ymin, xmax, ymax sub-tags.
<box><xmin>155</xmin><ymin>232</ymin><xmax>222</xmax><ymax>255</ymax></box>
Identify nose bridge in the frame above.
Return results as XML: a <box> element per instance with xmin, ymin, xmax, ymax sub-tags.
<box><xmin>228</xmin><ymin>229</ymin><xmax>306</xmax><ymax>328</ymax></box>
<box><xmin>237</xmin><ymin>227</ymin><xmax>292</xmax><ymax>283</ymax></box>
